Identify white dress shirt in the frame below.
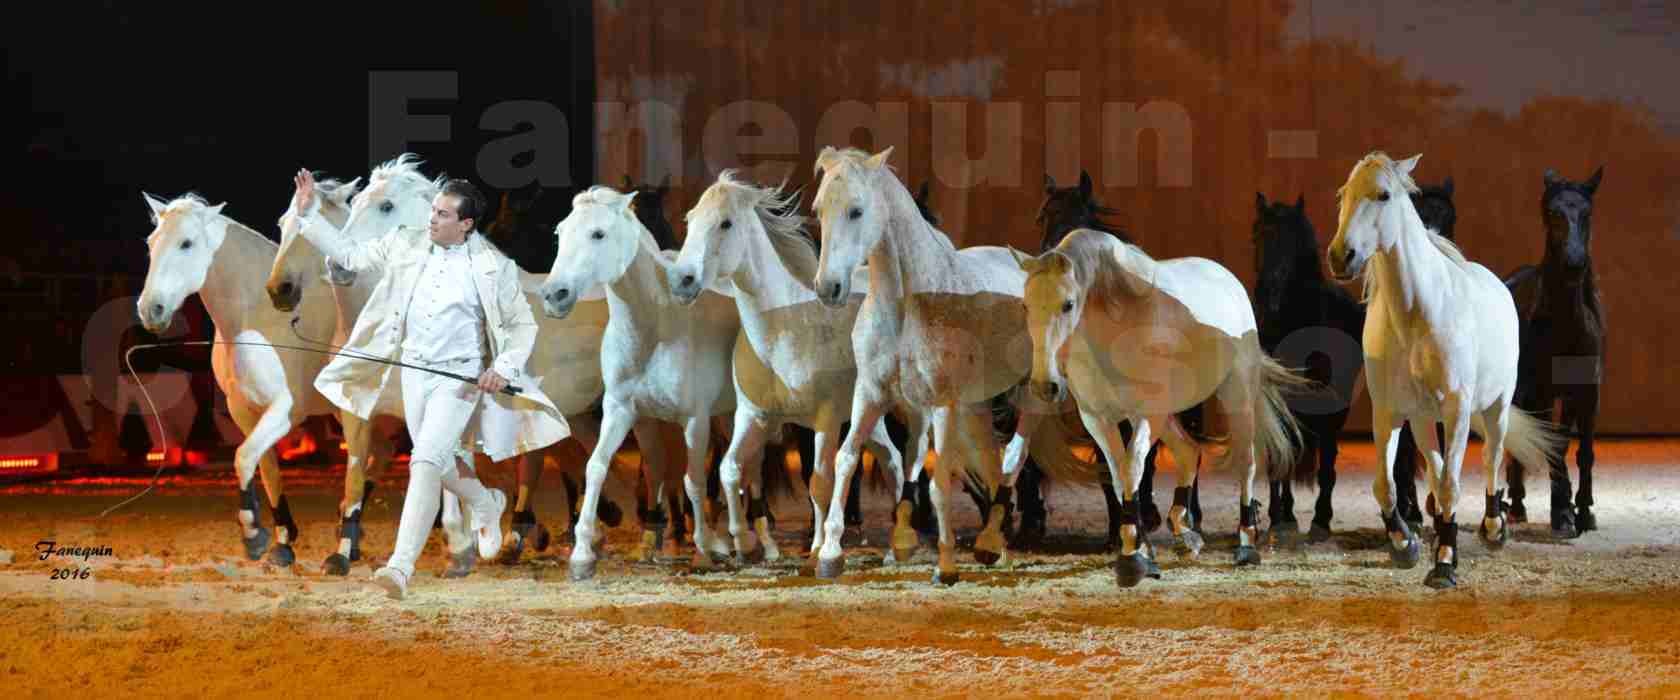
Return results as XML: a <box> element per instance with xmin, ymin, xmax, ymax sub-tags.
<box><xmin>401</xmin><ymin>240</ymin><xmax>488</xmax><ymax>367</ymax></box>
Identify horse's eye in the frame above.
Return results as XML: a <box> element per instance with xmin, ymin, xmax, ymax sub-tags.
<box><xmin>721</xmin><ymin>219</ymin><xmax>732</xmax><ymax>230</ymax></box>
<box><xmin>180</xmin><ymin>240</ymin><xmax>192</xmax><ymax>250</ymax></box>
<box><xmin>848</xmin><ymin>207</ymin><xmax>862</xmax><ymax>220</ymax></box>
<box><xmin>591</xmin><ymin>229</ymin><xmax>605</xmax><ymax>241</ymax></box>
<box><xmin>1061</xmin><ymin>300</ymin><xmax>1074</xmax><ymax>313</ymax></box>
<box><xmin>379</xmin><ymin>201</ymin><xmax>395</xmax><ymax>214</ymax></box>
<box><xmin>1376</xmin><ymin>192</ymin><xmax>1390</xmax><ymax>202</ymax></box>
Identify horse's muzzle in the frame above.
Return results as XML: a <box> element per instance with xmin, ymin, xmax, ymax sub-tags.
<box><xmin>668</xmin><ymin>267</ymin><xmax>702</xmax><ymax>306</ymax></box>
<box><xmin>541</xmin><ymin>285</ymin><xmax>577</xmax><ymax>319</ymax></box>
<box><xmin>267</xmin><ymin>278</ymin><xmax>300</xmax><ymax>312</ymax></box>
<box><xmin>1033</xmin><ymin>379</ymin><xmax>1067</xmax><ymax>403</ymax></box>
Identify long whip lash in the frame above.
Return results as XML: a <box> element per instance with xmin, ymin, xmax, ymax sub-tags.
<box><xmin>99</xmin><ymin>316</ymin><xmax>521</xmax><ymax>518</ymax></box>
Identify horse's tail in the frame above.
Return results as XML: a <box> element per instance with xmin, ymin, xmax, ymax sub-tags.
<box><xmin>1246</xmin><ymin>338</ymin><xmax>1312</xmax><ymax>484</ymax></box>
<box><xmin>759</xmin><ymin>427</ymin><xmax>797</xmax><ymax>500</ymax></box>
<box><xmin>1475</xmin><ymin>406</ymin><xmax>1568</xmax><ymax>480</ymax></box>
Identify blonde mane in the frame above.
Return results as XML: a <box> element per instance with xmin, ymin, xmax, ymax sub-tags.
<box><xmin>692</xmin><ymin>169</ymin><xmax>819</xmax><ymax>287</ymax></box>
<box><xmin>1044</xmin><ymin>228</ymin><xmax>1156</xmax><ymax>300</ymax></box>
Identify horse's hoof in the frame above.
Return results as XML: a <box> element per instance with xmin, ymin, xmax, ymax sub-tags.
<box><xmin>1234</xmin><ymin>545</ymin><xmax>1261</xmax><ymax>567</ymax></box>
<box><xmin>1141</xmin><ymin>503</ymin><xmax>1163</xmax><ymax>535</ymax></box>
<box><xmin>1507</xmin><ymin>501</ymin><xmax>1528</xmax><ymax>523</ymax></box>
<box><xmin>634</xmin><ymin>530</ymin><xmax>660</xmax><ymax>562</ymax></box>
<box><xmin>569</xmin><ymin>557</ymin><xmax>598</xmax><ymax>581</ymax></box>
<box><xmin>322</xmin><ymin>553</ymin><xmax>351</xmax><ymax>576</ymax></box>
<box><xmin>890</xmin><ymin>521</ymin><xmax>919</xmax><ymax>565</ymax></box>
<box><xmin>598</xmin><ymin>500</ymin><xmax>624</xmax><ymax>529</ymax></box>
<box><xmin>1551</xmin><ymin>509</ymin><xmax>1579</xmax><ymax>540</ymax></box>
<box><xmin>266</xmin><ymin>543</ymin><xmax>295</xmax><ymax>568</ymax></box>
<box><xmin>242</xmin><ymin>527</ymin><xmax>271</xmax><ymax>561</ymax></box>
<box><xmin>529</xmin><ymin>522</ymin><xmax>552</xmax><ymax>552</ymax></box>
<box><xmin>973</xmin><ymin>525</ymin><xmax>1005</xmax><ymax>566</ymax></box>
<box><xmin>1173</xmin><ymin>530</ymin><xmax>1204</xmax><ymax>560</ymax></box>
<box><xmin>1267</xmin><ymin>524</ymin><xmax>1299</xmax><ymax>548</ymax></box>
<box><xmin>931</xmin><ymin>570</ymin><xmax>960</xmax><ymax>587</ymax></box>
<box><xmin>1576</xmin><ymin>507</ymin><xmax>1598</xmax><ymax>532</ymax></box>
<box><xmin>1479</xmin><ymin>517</ymin><xmax>1509</xmax><ymax>551</ymax></box>
<box><xmin>1113</xmin><ymin>551</ymin><xmax>1156</xmax><ymax>588</ymax></box>
<box><xmin>736</xmin><ymin>541</ymin><xmax>766</xmax><ymax>566</ymax></box>
<box><xmin>1390</xmin><ymin>536</ymin><xmax>1421</xmax><ymax>570</ymax></box>
<box><xmin>1306</xmin><ymin>523</ymin><xmax>1332</xmax><ymax>544</ymax></box>
<box><xmin>815</xmin><ymin>556</ymin><xmax>845</xmax><ymax>579</ymax></box>
<box><xmin>443</xmin><ymin>547</ymin><xmax>477</xmax><ymax>579</ymax></box>
<box><xmin>1423</xmin><ymin>561</ymin><xmax>1458</xmax><ymax>589</ymax></box>
<box><xmin>498</xmin><ymin>529</ymin><xmax>527</xmax><ymax>566</ymax></box>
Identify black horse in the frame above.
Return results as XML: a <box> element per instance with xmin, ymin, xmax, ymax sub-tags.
<box><xmin>1253</xmin><ymin>192</ymin><xmax>1422</xmax><ymax>541</ymax></box>
<box><xmin>1009</xmin><ymin>171</ymin><xmax>1204</xmax><ymax>549</ymax></box>
<box><xmin>1503</xmin><ymin>166</ymin><xmax>1605</xmax><ymax>538</ymax></box>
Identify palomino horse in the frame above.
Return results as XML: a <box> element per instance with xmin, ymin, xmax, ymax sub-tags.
<box><xmin>138</xmin><ymin>194</ymin><xmax>340</xmax><ymax>568</ymax></box>
<box><xmin>1503</xmin><ymin>166</ymin><xmax>1606</xmax><ymax>538</ymax></box>
<box><xmin>1031</xmin><ymin>171</ymin><xmax>1201</xmax><ymax>546</ymax></box>
<box><xmin>669</xmin><ymin>170</ymin><xmax>912</xmax><ymax>573</ymax></box>
<box><xmin>540</xmin><ymin>186</ymin><xmax>742</xmax><ymax>579</ymax></box>
<box><xmin>1020</xmin><ymin>228</ymin><xmax>1308</xmax><ymax>587</ymax></box>
<box><xmin>808</xmin><ymin>146</ymin><xmax>1086</xmax><ymax>585</ymax></box>
<box><xmin>1327</xmin><ymin>151</ymin><xmax>1563</xmax><ymax>589</ymax></box>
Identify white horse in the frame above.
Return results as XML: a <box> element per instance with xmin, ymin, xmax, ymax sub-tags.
<box><xmin>1327</xmin><ymin>152</ymin><xmax>1563</xmax><ymax>589</ymax></box>
<box><xmin>137</xmin><ymin>194</ymin><xmax>339</xmax><ymax>567</ymax></box>
<box><xmin>539</xmin><ymin>186</ymin><xmax>741</xmax><ymax>579</ymax></box>
<box><xmin>669</xmin><ymin>170</ymin><xmax>912</xmax><ymax>573</ymax></box>
<box><xmin>807</xmin><ymin>146</ymin><xmax>1087</xmax><ymax>585</ymax></box>
<box><xmin>1019</xmin><ymin>228</ymin><xmax>1309</xmax><ymax>587</ymax></box>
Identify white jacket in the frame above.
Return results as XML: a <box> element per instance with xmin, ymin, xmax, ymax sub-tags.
<box><xmin>292</xmin><ymin>208</ymin><xmax>568</xmax><ymax>461</ymax></box>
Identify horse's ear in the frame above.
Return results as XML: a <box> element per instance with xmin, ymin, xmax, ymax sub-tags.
<box><xmin>865</xmin><ymin>146</ymin><xmax>893</xmax><ymax>170</ymax></box>
<box><xmin>1011</xmin><ymin>247</ymin><xmax>1033</xmax><ymax>272</ymax></box>
<box><xmin>1396</xmin><ymin>154</ymin><xmax>1421</xmax><ymax>175</ymax></box>
<box><xmin>142</xmin><ymin>192</ymin><xmax>169</xmax><ymax>217</ymax></box>
<box><xmin>1295</xmin><ymin>193</ymin><xmax>1306</xmax><ymax>211</ymax></box>
<box><xmin>619</xmin><ymin>190</ymin><xmax>638</xmax><ymax>216</ymax></box>
<box><xmin>1255</xmin><ymin>192</ymin><xmax>1267</xmax><ymax>212</ymax></box>
<box><xmin>1078</xmin><ymin>170</ymin><xmax>1094</xmax><ymax>199</ymax></box>
<box><xmin>1584</xmin><ymin>166</ymin><xmax>1603</xmax><ymax>195</ymax></box>
<box><xmin>206</xmin><ymin>202</ymin><xmax>227</xmax><ymax>217</ymax></box>
<box><xmin>814</xmin><ymin>146</ymin><xmax>839</xmax><ymax>177</ymax></box>
<box><xmin>344</xmin><ymin>177</ymin><xmax>363</xmax><ymax>197</ymax></box>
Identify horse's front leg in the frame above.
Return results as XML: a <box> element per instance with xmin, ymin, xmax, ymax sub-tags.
<box><xmin>926</xmin><ymin>406</ymin><xmax>964</xmax><ymax>586</ymax></box>
<box><xmin>681</xmin><ymin>414</ymin><xmax>730</xmax><ymax>567</ymax></box>
<box><xmin>1424</xmin><ymin>394</ymin><xmax>1472</xmax><ymax>589</ymax></box>
<box><xmin>1083</xmin><ymin>409</ymin><xmax>1158</xmax><ymax>587</ymax></box>
<box><xmin>231</xmin><ymin>399</ymin><xmax>298</xmax><ymax>567</ymax></box>
<box><xmin>718</xmin><ymin>410</ymin><xmax>772</xmax><ymax>564</ymax></box>
<box><xmin>817</xmin><ymin>401</ymin><xmax>883</xmax><ymax>579</ymax></box>
<box><xmin>325</xmin><ymin>411</ymin><xmax>375</xmax><ymax>576</ymax></box>
<box><xmin>1572</xmin><ymin>385</ymin><xmax>1599</xmax><ymax>531</ymax></box>
<box><xmin>860</xmin><ymin>418</ymin><xmax>914</xmax><ymax>564</ymax></box>
<box><xmin>961</xmin><ymin>403</ymin><xmax>1009</xmax><ymax>568</ymax></box>
<box><xmin>568</xmin><ymin>401</ymin><xmax>635</xmax><ymax>581</ymax></box>
<box><xmin>1371</xmin><ymin>403</ymin><xmax>1421</xmax><ymax>568</ymax></box>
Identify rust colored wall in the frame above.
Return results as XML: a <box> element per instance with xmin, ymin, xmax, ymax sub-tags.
<box><xmin>593</xmin><ymin>0</ymin><xmax>1680</xmax><ymax>434</ymax></box>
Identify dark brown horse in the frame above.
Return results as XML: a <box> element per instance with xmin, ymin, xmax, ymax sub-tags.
<box><xmin>1503</xmin><ymin>166</ymin><xmax>1605</xmax><ymax>538</ymax></box>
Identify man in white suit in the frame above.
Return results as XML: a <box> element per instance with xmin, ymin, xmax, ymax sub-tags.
<box><xmin>290</xmin><ymin>168</ymin><xmax>567</xmax><ymax>599</ymax></box>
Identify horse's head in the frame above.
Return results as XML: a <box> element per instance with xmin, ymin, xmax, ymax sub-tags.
<box><xmin>338</xmin><ymin>153</ymin><xmax>442</xmax><ymax>248</ymax></box>
<box><xmin>266</xmin><ymin>174</ymin><xmax>360</xmax><ymax>311</ymax></box>
<box><xmin>623</xmin><ymin>174</ymin><xmax>678</xmax><ymax>250</ymax></box>
<box><xmin>811</xmin><ymin>146</ymin><xmax>894</xmax><ymax>307</ymax></box>
<box><xmin>1252</xmin><ymin>192</ymin><xmax>1317</xmax><ymax>316</ymax></box>
<box><xmin>1411</xmin><ymin>176</ymin><xmax>1456</xmax><ymax>241</ymax></box>
<box><xmin>1017</xmin><ymin>247</ymin><xmax>1086</xmax><ymax>403</ymax></box>
<box><xmin>671</xmin><ymin>170</ymin><xmax>807</xmax><ymax>306</ymax></box>
<box><xmin>541</xmin><ymin>186</ymin><xmax>645</xmax><ymax>318</ymax></box>
<box><xmin>1328</xmin><ymin>152</ymin><xmax>1422</xmax><ymax>281</ymax></box>
<box><xmin>1037</xmin><ymin>170</ymin><xmax>1129</xmax><ymax>253</ymax></box>
<box><xmin>1542</xmin><ymin>166</ymin><xmax>1602</xmax><ymax>270</ymax></box>
<box><xmin>137</xmin><ymin>193</ymin><xmax>228</xmax><ymax>333</ymax></box>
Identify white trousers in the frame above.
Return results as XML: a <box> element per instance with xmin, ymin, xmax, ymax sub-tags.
<box><xmin>385</xmin><ymin>360</ymin><xmax>495</xmax><ymax>577</ymax></box>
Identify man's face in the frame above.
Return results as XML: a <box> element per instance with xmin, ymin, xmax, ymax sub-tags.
<box><xmin>429</xmin><ymin>193</ymin><xmax>472</xmax><ymax>244</ymax></box>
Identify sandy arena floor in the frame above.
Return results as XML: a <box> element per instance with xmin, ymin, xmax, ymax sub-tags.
<box><xmin>4</xmin><ymin>439</ymin><xmax>1680</xmax><ymax>698</ymax></box>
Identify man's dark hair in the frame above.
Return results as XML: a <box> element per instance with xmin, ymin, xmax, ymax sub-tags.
<box><xmin>440</xmin><ymin>178</ymin><xmax>489</xmax><ymax>227</ymax></box>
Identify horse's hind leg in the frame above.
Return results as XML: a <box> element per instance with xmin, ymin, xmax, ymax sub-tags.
<box><xmin>717</xmin><ymin>410</ymin><xmax>772</xmax><ymax>564</ymax></box>
<box><xmin>499</xmin><ymin>450</ymin><xmax>550</xmax><ymax>564</ymax></box>
<box><xmin>1393</xmin><ymin>422</ymin><xmax>1424</xmax><ymax>532</ymax></box>
<box><xmin>959</xmin><ymin>404</ymin><xmax>1008</xmax><ymax>568</ymax></box>
<box><xmin>326</xmin><ymin>412</ymin><xmax>377</xmax><ymax>576</ymax></box>
<box><xmin>630</xmin><ymin>419</ymin><xmax>675</xmax><ymax>561</ymax></box>
<box><xmin>1477</xmin><ymin>403</ymin><xmax>1512</xmax><ymax>549</ymax></box>
<box><xmin>680</xmin><ymin>415</ymin><xmax>731</xmax><ymax>566</ymax></box>
<box><xmin>861</xmin><ymin>419</ymin><xmax>912</xmax><ymax>563</ymax></box>
<box><xmin>1573</xmin><ymin>386</ymin><xmax>1599</xmax><ymax>531</ymax></box>
<box><xmin>1156</xmin><ymin>416</ymin><xmax>1204</xmax><ymax>560</ymax></box>
<box><xmin>1308</xmin><ymin>422</ymin><xmax>1340</xmax><ymax>543</ymax></box>
<box><xmin>1080</xmin><ymin>409</ymin><xmax>1158</xmax><ymax>587</ymax></box>
<box><xmin>1545</xmin><ymin>395</ymin><xmax>1579</xmax><ymax>539</ymax></box>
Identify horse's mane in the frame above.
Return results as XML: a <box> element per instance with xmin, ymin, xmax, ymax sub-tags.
<box><xmin>813</xmin><ymin>146</ymin><xmax>958</xmax><ymax>252</ymax></box>
<box><xmin>694</xmin><ymin>169</ymin><xmax>820</xmax><ymax>287</ymax></box>
<box><xmin>369</xmin><ymin>153</ymin><xmax>445</xmax><ymax>199</ymax></box>
<box><xmin>1051</xmin><ymin>228</ymin><xmax>1155</xmax><ymax>300</ymax></box>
